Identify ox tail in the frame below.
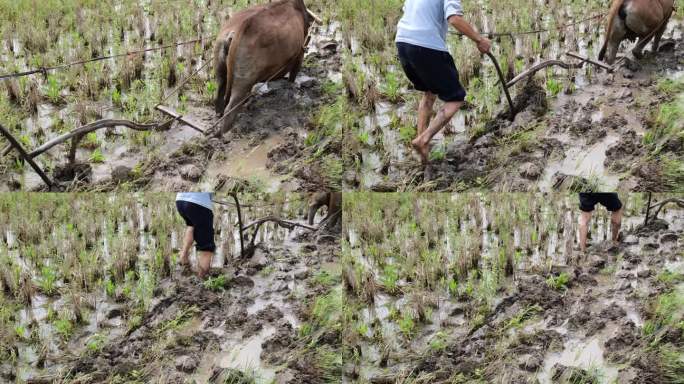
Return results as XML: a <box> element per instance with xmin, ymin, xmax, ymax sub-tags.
<box><xmin>599</xmin><ymin>0</ymin><xmax>627</xmax><ymax>61</ymax></box>
<box><xmin>224</xmin><ymin>20</ymin><xmax>250</xmax><ymax>113</ymax></box>
<box><xmin>214</xmin><ymin>35</ymin><xmax>232</xmax><ymax>115</ymax></box>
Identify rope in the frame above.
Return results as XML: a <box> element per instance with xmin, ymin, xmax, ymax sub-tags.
<box><xmin>451</xmin><ymin>13</ymin><xmax>606</xmax><ymax>38</ymax></box>
<box><xmin>157</xmin><ymin>57</ymin><xmax>213</xmax><ymax>107</ymax></box>
<box><xmin>0</xmin><ymin>37</ymin><xmax>209</xmax><ymax>81</ymax></box>
<box><xmin>213</xmin><ymin>196</ymin><xmax>306</xmax><ymax>209</ymax></box>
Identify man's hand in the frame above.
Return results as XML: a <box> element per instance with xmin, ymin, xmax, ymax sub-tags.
<box><xmin>476</xmin><ymin>37</ymin><xmax>491</xmax><ymax>54</ymax></box>
<box><xmin>448</xmin><ymin>15</ymin><xmax>492</xmax><ymax>54</ymax></box>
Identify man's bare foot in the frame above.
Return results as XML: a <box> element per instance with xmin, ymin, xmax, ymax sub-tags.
<box><xmin>411</xmin><ymin>137</ymin><xmax>430</xmax><ymax>165</ymax></box>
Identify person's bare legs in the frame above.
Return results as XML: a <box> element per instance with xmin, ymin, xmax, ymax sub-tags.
<box><xmin>610</xmin><ymin>208</ymin><xmax>623</xmax><ymax>243</ymax></box>
<box><xmin>417</xmin><ymin>92</ymin><xmax>437</xmax><ymax>137</ymax></box>
<box><xmin>579</xmin><ymin>211</ymin><xmax>593</xmax><ymax>253</ymax></box>
<box><xmin>197</xmin><ymin>251</ymin><xmax>214</xmax><ymax>279</ymax></box>
<box><xmin>412</xmin><ymin>100</ymin><xmax>463</xmax><ymax>164</ymax></box>
<box><xmin>180</xmin><ymin>227</ymin><xmax>194</xmax><ymax>266</ymax></box>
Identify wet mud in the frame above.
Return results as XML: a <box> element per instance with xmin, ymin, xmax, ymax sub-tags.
<box><xmin>345</xmin><ymin>25</ymin><xmax>684</xmax><ymax>192</ymax></box>
<box><xmin>344</xmin><ymin>204</ymin><xmax>684</xmax><ymax>383</ymax></box>
<box><xmin>32</xmin><ymin>234</ymin><xmax>340</xmax><ymax>383</ymax></box>
<box><xmin>2</xmin><ymin>21</ymin><xmax>343</xmax><ymax>193</ymax></box>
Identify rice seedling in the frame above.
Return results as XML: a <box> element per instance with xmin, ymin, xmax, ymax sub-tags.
<box><xmin>343</xmin><ymin>192</ymin><xmax>680</xmax><ymax>381</ymax></box>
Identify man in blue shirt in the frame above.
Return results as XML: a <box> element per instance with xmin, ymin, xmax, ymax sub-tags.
<box><xmin>176</xmin><ymin>192</ymin><xmax>215</xmax><ymax>278</ymax></box>
<box><xmin>395</xmin><ymin>0</ymin><xmax>491</xmax><ymax>166</ymax></box>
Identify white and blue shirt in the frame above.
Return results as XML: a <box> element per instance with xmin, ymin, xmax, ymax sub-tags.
<box><xmin>395</xmin><ymin>0</ymin><xmax>464</xmax><ymax>52</ymax></box>
<box><xmin>176</xmin><ymin>192</ymin><xmax>213</xmax><ymax>211</ymax></box>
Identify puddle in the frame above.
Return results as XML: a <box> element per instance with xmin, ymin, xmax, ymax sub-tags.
<box><xmin>540</xmin><ymin>133</ymin><xmax>621</xmax><ymax>191</ymax></box>
<box><xmin>203</xmin><ymin>133</ymin><xmax>294</xmax><ymax>192</ymax></box>
<box><xmin>219</xmin><ymin>327</ymin><xmax>277</xmax><ymax>382</ymax></box>
<box><xmin>538</xmin><ymin>337</ymin><xmax>619</xmax><ymax>384</ymax></box>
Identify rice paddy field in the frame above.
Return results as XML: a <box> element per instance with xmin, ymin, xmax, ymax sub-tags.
<box><xmin>338</xmin><ymin>0</ymin><xmax>684</xmax><ymax>192</ymax></box>
<box><xmin>342</xmin><ymin>193</ymin><xmax>684</xmax><ymax>383</ymax></box>
<box><xmin>2</xmin><ymin>0</ymin><xmax>683</xmax><ymax>193</ymax></box>
<box><xmin>0</xmin><ymin>0</ymin><xmax>343</xmax><ymax>192</ymax></box>
<box><xmin>0</xmin><ymin>192</ymin><xmax>343</xmax><ymax>383</ymax></box>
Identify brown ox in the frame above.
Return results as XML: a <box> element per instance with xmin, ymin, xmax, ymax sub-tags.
<box><xmin>307</xmin><ymin>192</ymin><xmax>342</xmax><ymax>228</ymax></box>
<box><xmin>598</xmin><ymin>0</ymin><xmax>674</xmax><ymax>65</ymax></box>
<box><xmin>213</xmin><ymin>0</ymin><xmax>312</xmax><ymax>135</ymax></box>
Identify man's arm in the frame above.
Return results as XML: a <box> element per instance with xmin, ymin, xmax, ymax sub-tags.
<box><xmin>448</xmin><ymin>15</ymin><xmax>491</xmax><ymax>54</ymax></box>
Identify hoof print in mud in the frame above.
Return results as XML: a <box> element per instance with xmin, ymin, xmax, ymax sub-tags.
<box><xmin>551</xmin><ymin>364</ymin><xmax>598</xmax><ymax>384</ymax></box>
<box><xmin>175</xmin><ymin>355</ymin><xmax>199</xmax><ymax>373</ymax></box>
<box><xmin>180</xmin><ymin>164</ymin><xmax>203</xmax><ymax>182</ymax></box>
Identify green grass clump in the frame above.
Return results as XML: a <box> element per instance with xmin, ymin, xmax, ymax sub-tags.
<box><xmin>53</xmin><ymin>316</ymin><xmax>74</xmax><ymax>340</ymax></box>
<box><xmin>89</xmin><ymin>148</ymin><xmax>105</xmax><ymax>163</ymax></box>
<box><xmin>379</xmin><ymin>264</ymin><xmax>400</xmax><ymax>293</ymax></box>
<box><xmin>398</xmin><ymin>311</ymin><xmax>415</xmax><ymax>339</ymax></box>
<box><xmin>86</xmin><ymin>333</ymin><xmax>107</xmax><ymax>353</ymax></box>
<box><xmin>429</xmin><ymin>331</ymin><xmax>448</xmax><ymax>351</ymax></box>
<box><xmin>36</xmin><ymin>265</ymin><xmax>59</xmax><ymax>295</ymax></box>
<box><xmin>546</xmin><ymin>272</ymin><xmax>570</xmax><ymax>291</ymax></box>
<box><xmin>203</xmin><ymin>275</ymin><xmax>231</xmax><ymax>291</ymax></box>
<box><xmin>505</xmin><ymin>304</ymin><xmax>542</xmax><ymax>330</ymax></box>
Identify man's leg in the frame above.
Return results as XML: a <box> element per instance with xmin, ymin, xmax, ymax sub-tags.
<box><xmin>180</xmin><ymin>227</ymin><xmax>193</xmax><ymax>266</ymax></box>
<box><xmin>197</xmin><ymin>251</ymin><xmax>214</xmax><ymax>279</ymax></box>
<box><xmin>579</xmin><ymin>211</ymin><xmax>593</xmax><ymax>252</ymax></box>
<box><xmin>610</xmin><ymin>208</ymin><xmax>623</xmax><ymax>243</ymax></box>
<box><xmin>417</xmin><ymin>92</ymin><xmax>437</xmax><ymax>137</ymax></box>
<box><xmin>412</xmin><ymin>100</ymin><xmax>463</xmax><ymax>164</ymax></box>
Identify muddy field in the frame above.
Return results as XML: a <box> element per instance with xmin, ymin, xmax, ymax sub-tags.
<box><xmin>342</xmin><ymin>193</ymin><xmax>684</xmax><ymax>383</ymax></box>
<box><xmin>0</xmin><ymin>193</ymin><xmax>343</xmax><ymax>383</ymax></box>
<box><xmin>340</xmin><ymin>1</ymin><xmax>684</xmax><ymax>192</ymax></box>
<box><xmin>0</xmin><ymin>1</ymin><xmax>343</xmax><ymax>192</ymax></box>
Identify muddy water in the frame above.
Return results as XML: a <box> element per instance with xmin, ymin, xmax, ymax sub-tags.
<box><xmin>345</xmin><ymin>195</ymin><xmax>684</xmax><ymax>382</ymax></box>
<box><xmin>4</xmin><ymin>3</ymin><xmax>344</xmax><ymax>192</ymax></box>
<box><xmin>538</xmin><ymin>336</ymin><xmax>619</xmax><ymax>384</ymax></box>
<box><xmin>203</xmin><ymin>133</ymin><xmax>293</xmax><ymax>193</ymax></box>
<box><xmin>1</xmin><ymin>195</ymin><xmax>329</xmax><ymax>381</ymax></box>
<box><xmin>540</xmin><ymin>132</ymin><xmax>621</xmax><ymax>191</ymax></box>
<box><xmin>350</xmin><ymin>12</ymin><xmax>683</xmax><ymax>191</ymax></box>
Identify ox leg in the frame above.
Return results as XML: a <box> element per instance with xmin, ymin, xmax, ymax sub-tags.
<box><xmin>308</xmin><ymin>192</ymin><xmax>329</xmax><ymax>225</ymax></box>
<box><xmin>632</xmin><ymin>34</ymin><xmax>655</xmax><ymax>59</ymax></box>
<box><xmin>218</xmin><ymin>84</ymin><xmax>251</xmax><ymax>136</ymax></box>
<box><xmin>651</xmin><ymin>15</ymin><xmax>671</xmax><ymax>54</ymax></box>
<box><xmin>215</xmin><ymin>80</ymin><xmax>228</xmax><ymax>117</ymax></box>
<box><xmin>288</xmin><ymin>51</ymin><xmax>305</xmax><ymax>83</ymax></box>
<box><xmin>606</xmin><ymin>20</ymin><xmax>627</xmax><ymax>65</ymax></box>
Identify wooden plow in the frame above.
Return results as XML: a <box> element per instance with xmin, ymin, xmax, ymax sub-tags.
<box><xmin>486</xmin><ymin>50</ymin><xmax>614</xmax><ymax>121</ymax></box>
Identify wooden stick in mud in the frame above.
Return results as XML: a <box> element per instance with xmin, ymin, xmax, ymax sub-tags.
<box><xmin>155</xmin><ymin>105</ymin><xmax>205</xmax><ymax>133</ymax></box>
<box><xmin>307</xmin><ymin>9</ymin><xmax>323</xmax><ymax>24</ymax></box>
<box><xmin>242</xmin><ymin>216</ymin><xmax>318</xmax><ymax>256</ymax></box>
<box><xmin>0</xmin><ymin>122</ymin><xmax>54</xmax><ymax>189</ymax></box>
<box><xmin>242</xmin><ymin>216</ymin><xmax>318</xmax><ymax>232</ymax></box>
<box><xmin>648</xmin><ymin>198</ymin><xmax>684</xmax><ymax>222</ymax></box>
<box><xmin>229</xmin><ymin>193</ymin><xmax>246</xmax><ymax>259</ymax></box>
<box><xmin>565</xmin><ymin>52</ymin><xmax>614</xmax><ymax>71</ymax></box>
<box><xmin>485</xmin><ymin>52</ymin><xmax>515</xmax><ymax>120</ymax></box>
<box><xmin>644</xmin><ymin>192</ymin><xmax>652</xmax><ymax>226</ymax></box>
<box><xmin>28</xmin><ymin>119</ymin><xmax>168</xmax><ymax>158</ymax></box>
<box><xmin>506</xmin><ymin>59</ymin><xmax>581</xmax><ymax>88</ymax></box>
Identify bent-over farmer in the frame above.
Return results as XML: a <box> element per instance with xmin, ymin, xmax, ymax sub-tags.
<box><xmin>395</xmin><ymin>0</ymin><xmax>491</xmax><ymax>165</ymax></box>
<box><xmin>176</xmin><ymin>192</ymin><xmax>215</xmax><ymax>278</ymax></box>
<box><xmin>578</xmin><ymin>193</ymin><xmax>623</xmax><ymax>253</ymax></box>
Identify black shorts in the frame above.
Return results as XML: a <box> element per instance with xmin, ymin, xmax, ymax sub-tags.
<box><xmin>579</xmin><ymin>193</ymin><xmax>623</xmax><ymax>212</ymax></box>
<box><xmin>396</xmin><ymin>42</ymin><xmax>467</xmax><ymax>102</ymax></box>
<box><xmin>176</xmin><ymin>200</ymin><xmax>216</xmax><ymax>252</ymax></box>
